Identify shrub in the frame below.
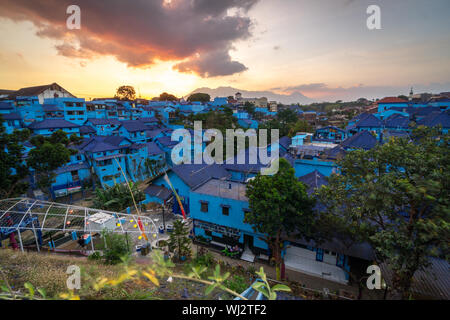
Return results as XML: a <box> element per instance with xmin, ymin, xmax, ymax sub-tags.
<box><xmin>88</xmin><ymin>251</ymin><xmax>102</xmax><ymax>261</ymax></box>
<box><xmin>100</xmin><ymin>230</ymin><xmax>131</xmax><ymax>265</ymax></box>
<box><xmin>168</xmin><ymin>220</ymin><xmax>191</xmax><ymax>261</ymax></box>
<box><xmin>223</xmin><ymin>275</ymin><xmax>248</xmax><ymax>294</ymax></box>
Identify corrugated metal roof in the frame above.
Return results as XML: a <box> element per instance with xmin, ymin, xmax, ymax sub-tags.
<box><xmin>298</xmin><ymin>170</ymin><xmax>328</xmax><ymax>195</ymax></box>
<box><xmin>380</xmin><ymin>258</ymin><xmax>450</xmax><ymax>299</ymax></box>
<box><xmin>340</xmin><ymin>131</ymin><xmax>378</xmax><ymax>150</ymax></box>
<box><xmin>144</xmin><ymin>185</ymin><xmax>172</xmax><ymax>201</ymax></box>
<box><xmin>28</xmin><ymin>119</ymin><xmax>79</xmax><ymax>129</ymax></box>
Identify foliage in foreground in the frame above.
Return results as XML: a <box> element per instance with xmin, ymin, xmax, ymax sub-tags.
<box><xmin>0</xmin><ymin>250</ymin><xmax>290</xmax><ymax>300</ymax></box>
<box><xmin>318</xmin><ymin>126</ymin><xmax>450</xmax><ymax>299</ymax></box>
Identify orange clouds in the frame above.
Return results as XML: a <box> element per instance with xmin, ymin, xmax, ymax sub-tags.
<box><xmin>0</xmin><ymin>0</ymin><xmax>258</xmax><ymax>77</ymax></box>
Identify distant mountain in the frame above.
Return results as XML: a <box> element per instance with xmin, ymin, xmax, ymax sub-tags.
<box><xmin>186</xmin><ymin>86</ymin><xmax>313</xmax><ymax>105</ymax></box>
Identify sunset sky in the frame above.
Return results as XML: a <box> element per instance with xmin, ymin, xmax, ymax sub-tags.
<box><xmin>0</xmin><ymin>0</ymin><xmax>449</xmax><ymax>102</ymax></box>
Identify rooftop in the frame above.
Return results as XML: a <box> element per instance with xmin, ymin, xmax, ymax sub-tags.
<box><xmin>193</xmin><ymin>179</ymin><xmax>248</xmax><ymax>201</ymax></box>
<box><xmin>378</xmin><ymin>97</ymin><xmax>408</xmax><ymax>104</ymax></box>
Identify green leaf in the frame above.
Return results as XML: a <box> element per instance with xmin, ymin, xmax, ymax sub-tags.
<box><xmin>205</xmin><ymin>284</ymin><xmax>217</xmax><ymax>296</ymax></box>
<box><xmin>37</xmin><ymin>288</ymin><xmax>47</xmax><ymax>298</ymax></box>
<box><xmin>24</xmin><ymin>282</ymin><xmax>35</xmax><ymax>297</ymax></box>
<box><xmin>271</xmin><ymin>284</ymin><xmax>291</xmax><ymax>292</ymax></box>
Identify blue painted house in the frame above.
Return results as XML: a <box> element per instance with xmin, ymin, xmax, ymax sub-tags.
<box><xmin>85</xmin><ymin>118</ymin><xmax>121</xmax><ymax>136</ymax></box>
<box><xmin>313</xmin><ymin>126</ymin><xmax>347</xmax><ymax>143</ymax></box>
<box><xmin>190</xmin><ymin>179</ymin><xmax>268</xmax><ymax>253</ymax></box>
<box><xmin>116</xmin><ymin>120</ymin><xmax>149</xmax><ymax>143</ymax></box>
<box><xmin>1</xmin><ymin>112</ymin><xmax>22</xmax><ymax>134</ymax></box>
<box><xmin>28</xmin><ymin>119</ymin><xmax>80</xmax><ymax>136</ymax></box>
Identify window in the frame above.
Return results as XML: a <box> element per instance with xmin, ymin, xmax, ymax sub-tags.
<box><xmin>200</xmin><ymin>201</ymin><xmax>209</xmax><ymax>213</ymax></box>
<box><xmin>222</xmin><ymin>206</ymin><xmax>230</xmax><ymax>216</ymax></box>
<box><xmin>205</xmin><ymin>230</ymin><xmax>212</xmax><ymax>237</ymax></box>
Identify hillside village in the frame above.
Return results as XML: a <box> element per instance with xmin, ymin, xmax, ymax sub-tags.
<box><xmin>0</xmin><ymin>82</ymin><xmax>449</xmax><ymax>300</ymax></box>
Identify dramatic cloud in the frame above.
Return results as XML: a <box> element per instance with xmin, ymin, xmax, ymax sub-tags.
<box><xmin>174</xmin><ymin>47</ymin><xmax>247</xmax><ymax>77</ymax></box>
<box><xmin>0</xmin><ymin>0</ymin><xmax>258</xmax><ymax>77</ymax></box>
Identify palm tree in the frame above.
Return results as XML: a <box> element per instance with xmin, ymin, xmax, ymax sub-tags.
<box><xmin>93</xmin><ymin>182</ymin><xmax>144</xmax><ymax>212</ymax></box>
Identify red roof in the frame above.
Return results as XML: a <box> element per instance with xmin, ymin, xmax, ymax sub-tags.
<box><xmin>377</xmin><ymin>97</ymin><xmax>408</xmax><ymax>104</ymax></box>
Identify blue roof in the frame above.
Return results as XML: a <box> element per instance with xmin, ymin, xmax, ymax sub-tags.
<box><xmin>355</xmin><ymin>114</ymin><xmax>383</xmax><ymax>127</ymax></box>
<box><xmin>278</xmin><ymin>136</ymin><xmax>292</xmax><ymax>150</ymax></box>
<box><xmin>298</xmin><ymin>170</ymin><xmax>328</xmax><ymax>195</ymax></box>
<box><xmin>144</xmin><ymin>185</ymin><xmax>172</xmax><ymax>201</ymax></box>
<box><xmin>146</xmin><ymin>142</ymin><xmax>164</xmax><ymax>156</ymax></box>
<box><xmin>79</xmin><ymin>125</ymin><xmax>96</xmax><ymax>134</ymax></box>
<box><xmin>156</xmin><ymin>136</ymin><xmax>179</xmax><ymax>148</ymax></box>
<box><xmin>147</xmin><ymin>128</ymin><xmax>165</xmax><ymax>139</ymax></box>
<box><xmin>1</xmin><ymin>112</ymin><xmax>22</xmax><ymax>120</ymax></box>
<box><xmin>139</xmin><ymin>117</ymin><xmax>158</xmax><ymax>123</ymax></box>
<box><xmin>79</xmin><ymin>136</ymin><xmax>131</xmax><ymax>153</ymax></box>
<box><xmin>0</xmin><ymin>102</ymin><xmax>14</xmax><ymax>110</ymax></box>
<box><xmin>417</xmin><ymin>111</ymin><xmax>450</xmax><ymax>128</ymax></box>
<box><xmin>172</xmin><ymin>163</ymin><xmax>231</xmax><ymax>189</ymax></box>
<box><xmin>28</xmin><ymin>119</ymin><xmax>79</xmax><ymax>129</ymax></box>
<box><xmin>86</xmin><ymin>118</ymin><xmax>121</xmax><ymax>126</ymax></box>
<box><xmin>349</xmin><ymin>113</ymin><xmax>370</xmax><ymax>123</ymax></box>
<box><xmin>340</xmin><ymin>131</ymin><xmax>378</xmax><ymax>150</ymax></box>
<box><xmin>119</xmin><ymin>120</ymin><xmax>149</xmax><ymax>132</ymax></box>
<box><xmin>224</xmin><ymin>146</ymin><xmax>282</xmax><ymax>173</ymax></box>
<box><xmin>54</xmin><ymin>162</ymin><xmax>89</xmax><ymax>175</ymax></box>
<box><xmin>410</xmin><ymin>107</ymin><xmax>442</xmax><ymax>117</ymax></box>
<box><xmin>384</xmin><ymin>114</ymin><xmax>410</xmax><ymax>128</ymax></box>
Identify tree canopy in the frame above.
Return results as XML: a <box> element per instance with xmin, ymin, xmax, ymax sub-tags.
<box><xmin>187</xmin><ymin>93</ymin><xmax>211</xmax><ymax>103</ymax></box>
<box><xmin>245</xmin><ymin>158</ymin><xmax>315</xmax><ymax>279</ymax></box>
<box><xmin>158</xmin><ymin>92</ymin><xmax>178</xmax><ymax>101</ymax></box>
<box><xmin>115</xmin><ymin>85</ymin><xmax>136</xmax><ymax>101</ymax></box>
<box><xmin>0</xmin><ymin>116</ymin><xmax>31</xmax><ymax>198</ymax></box>
<box><xmin>27</xmin><ymin>130</ymin><xmax>76</xmax><ymax>192</ymax></box>
<box><xmin>318</xmin><ymin>126</ymin><xmax>450</xmax><ymax>299</ymax></box>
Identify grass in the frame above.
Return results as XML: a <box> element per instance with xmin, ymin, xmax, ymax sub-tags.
<box><xmin>0</xmin><ymin>249</ymin><xmax>156</xmax><ymax>299</ymax></box>
<box><xmin>0</xmin><ymin>249</ymin><xmax>253</xmax><ymax>300</ymax></box>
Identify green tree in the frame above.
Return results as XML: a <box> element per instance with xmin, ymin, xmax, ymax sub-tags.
<box><xmin>187</xmin><ymin>93</ymin><xmax>211</xmax><ymax>103</ymax></box>
<box><xmin>245</xmin><ymin>158</ymin><xmax>316</xmax><ymax>280</ymax></box>
<box><xmin>168</xmin><ymin>219</ymin><xmax>191</xmax><ymax>261</ymax></box>
<box><xmin>27</xmin><ymin>130</ymin><xmax>75</xmax><ymax>193</ymax></box>
<box><xmin>288</xmin><ymin>119</ymin><xmax>313</xmax><ymax>136</ymax></box>
<box><xmin>276</xmin><ymin>108</ymin><xmax>298</xmax><ymax>126</ymax></box>
<box><xmin>100</xmin><ymin>229</ymin><xmax>131</xmax><ymax>265</ymax></box>
<box><xmin>93</xmin><ymin>182</ymin><xmax>145</xmax><ymax>212</ymax></box>
<box><xmin>158</xmin><ymin>92</ymin><xmax>178</xmax><ymax>101</ymax></box>
<box><xmin>318</xmin><ymin>127</ymin><xmax>450</xmax><ymax>299</ymax></box>
<box><xmin>0</xmin><ymin>116</ymin><xmax>31</xmax><ymax>198</ymax></box>
<box><xmin>243</xmin><ymin>101</ymin><xmax>255</xmax><ymax>116</ymax></box>
<box><xmin>115</xmin><ymin>85</ymin><xmax>136</xmax><ymax>101</ymax></box>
